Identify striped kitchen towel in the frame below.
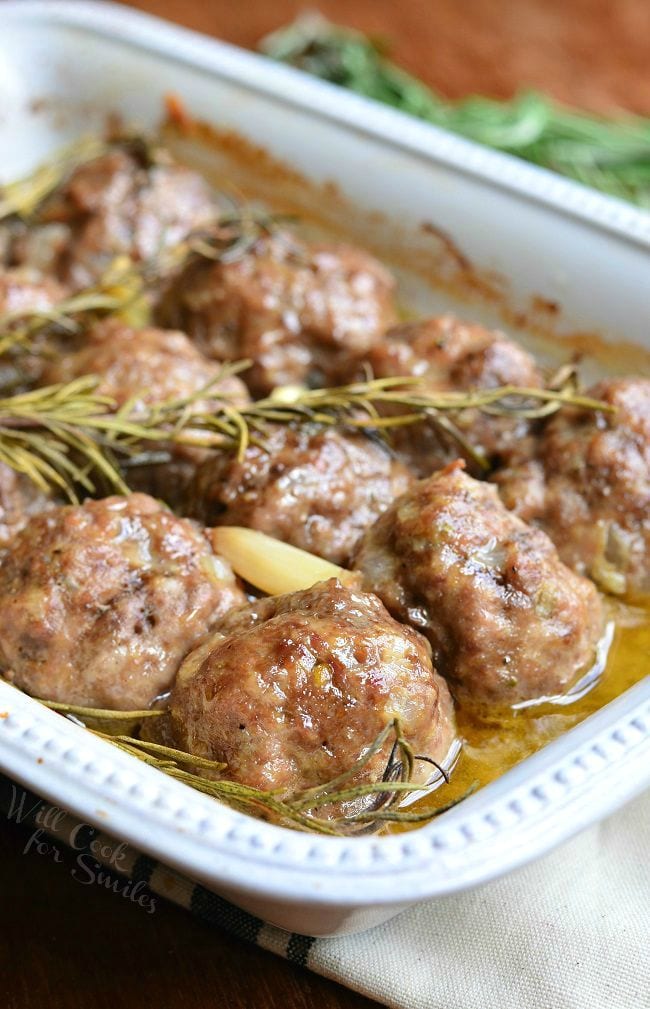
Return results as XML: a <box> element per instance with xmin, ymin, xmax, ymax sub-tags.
<box><xmin>1</xmin><ymin>774</ymin><xmax>648</xmax><ymax>1009</ymax></box>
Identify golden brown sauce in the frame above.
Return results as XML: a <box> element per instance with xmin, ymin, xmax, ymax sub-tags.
<box><xmin>392</xmin><ymin>601</ymin><xmax>650</xmax><ymax>831</ymax></box>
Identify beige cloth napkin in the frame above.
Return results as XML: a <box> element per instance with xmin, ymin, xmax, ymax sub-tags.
<box><xmin>304</xmin><ymin>790</ymin><xmax>650</xmax><ymax>1008</ymax></box>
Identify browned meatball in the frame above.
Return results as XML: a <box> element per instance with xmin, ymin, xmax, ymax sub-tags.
<box><xmin>157</xmin><ymin>230</ymin><xmax>397</xmax><ymax>395</ymax></box>
<box><xmin>354</xmin><ymin>463</ymin><xmax>604</xmax><ymax>707</ymax></box>
<box><xmin>0</xmin><ymin>268</ymin><xmax>70</xmax><ymax>386</ymax></box>
<box><xmin>187</xmin><ymin>424</ymin><xmax>413</xmax><ymax>565</ymax></box>
<box><xmin>367</xmin><ymin>316</ymin><xmax>544</xmax><ymax>476</ymax></box>
<box><xmin>23</xmin><ymin>148</ymin><xmax>217</xmax><ymax>290</ymax></box>
<box><xmin>0</xmin><ymin>268</ymin><xmax>68</xmax><ymax>317</ymax></box>
<box><xmin>42</xmin><ymin>318</ymin><xmax>249</xmax><ymax>413</ymax></box>
<box><xmin>162</xmin><ymin>578</ymin><xmax>456</xmax><ymax>811</ymax></box>
<box><xmin>0</xmin><ymin>464</ymin><xmax>54</xmax><ymax>549</ymax></box>
<box><xmin>493</xmin><ymin>378</ymin><xmax>650</xmax><ymax>598</ymax></box>
<box><xmin>0</xmin><ymin>494</ymin><xmax>246</xmax><ymax>709</ymax></box>
<box><xmin>42</xmin><ymin>318</ymin><xmax>250</xmax><ymax>505</ymax></box>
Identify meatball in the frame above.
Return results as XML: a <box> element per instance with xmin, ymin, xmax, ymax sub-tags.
<box><xmin>157</xmin><ymin>230</ymin><xmax>397</xmax><ymax>395</ymax></box>
<box><xmin>187</xmin><ymin>424</ymin><xmax>413</xmax><ymax>565</ymax></box>
<box><xmin>0</xmin><ymin>268</ymin><xmax>68</xmax><ymax>317</ymax></box>
<box><xmin>367</xmin><ymin>316</ymin><xmax>544</xmax><ymax>476</ymax></box>
<box><xmin>0</xmin><ymin>268</ymin><xmax>70</xmax><ymax>386</ymax></box>
<box><xmin>42</xmin><ymin>318</ymin><xmax>250</xmax><ymax>505</ymax></box>
<box><xmin>0</xmin><ymin>464</ymin><xmax>54</xmax><ymax>549</ymax></box>
<box><xmin>162</xmin><ymin>578</ymin><xmax>456</xmax><ymax>810</ymax></box>
<box><xmin>0</xmin><ymin>494</ymin><xmax>246</xmax><ymax>709</ymax></box>
<box><xmin>41</xmin><ymin>318</ymin><xmax>249</xmax><ymax>413</ymax></box>
<box><xmin>493</xmin><ymin>378</ymin><xmax>650</xmax><ymax>598</ymax></box>
<box><xmin>20</xmin><ymin>148</ymin><xmax>218</xmax><ymax>290</ymax></box>
<box><xmin>354</xmin><ymin>463</ymin><xmax>604</xmax><ymax>707</ymax></box>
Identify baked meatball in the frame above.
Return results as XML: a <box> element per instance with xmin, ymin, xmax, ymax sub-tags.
<box><xmin>187</xmin><ymin>424</ymin><xmax>413</xmax><ymax>565</ymax></box>
<box><xmin>367</xmin><ymin>316</ymin><xmax>544</xmax><ymax>476</ymax></box>
<box><xmin>162</xmin><ymin>578</ymin><xmax>456</xmax><ymax>811</ymax></box>
<box><xmin>0</xmin><ymin>494</ymin><xmax>246</xmax><ymax>709</ymax></box>
<box><xmin>0</xmin><ymin>268</ymin><xmax>69</xmax><ymax>387</ymax></box>
<box><xmin>0</xmin><ymin>464</ymin><xmax>54</xmax><ymax>549</ymax></box>
<box><xmin>42</xmin><ymin>318</ymin><xmax>250</xmax><ymax>505</ymax></box>
<box><xmin>20</xmin><ymin>148</ymin><xmax>218</xmax><ymax>290</ymax></box>
<box><xmin>493</xmin><ymin>377</ymin><xmax>650</xmax><ymax>598</ymax></box>
<box><xmin>41</xmin><ymin>318</ymin><xmax>249</xmax><ymax>413</ymax></box>
<box><xmin>157</xmin><ymin>230</ymin><xmax>397</xmax><ymax>395</ymax></box>
<box><xmin>354</xmin><ymin>463</ymin><xmax>604</xmax><ymax>707</ymax></box>
<box><xmin>0</xmin><ymin>268</ymin><xmax>68</xmax><ymax>318</ymax></box>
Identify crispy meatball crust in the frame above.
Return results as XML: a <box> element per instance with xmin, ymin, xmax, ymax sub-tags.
<box><xmin>354</xmin><ymin>463</ymin><xmax>604</xmax><ymax>707</ymax></box>
<box><xmin>186</xmin><ymin>425</ymin><xmax>414</xmax><ymax>565</ymax></box>
<box><xmin>0</xmin><ymin>494</ymin><xmax>245</xmax><ymax>709</ymax></box>
<box><xmin>367</xmin><ymin>316</ymin><xmax>543</xmax><ymax>475</ymax></box>
<box><xmin>493</xmin><ymin>378</ymin><xmax>650</xmax><ymax>598</ymax></box>
<box><xmin>157</xmin><ymin>230</ymin><xmax>397</xmax><ymax>396</ymax></box>
<box><xmin>31</xmin><ymin>149</ymin><xmax>218</xmax><ymax>290</ymax></box>
<box><xmin>163</xmin><ymin>578</ymin><xmax>456</xmax><ymax>807</ymax></box>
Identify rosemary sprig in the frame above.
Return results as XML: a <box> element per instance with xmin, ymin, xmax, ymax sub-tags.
<box><xmin>24</xmin><ymin>690</ymin><xmax>462</xmax><ymax>835</ymax></box>
<box><xmin>0</xmin><ymin>371</ymin><xmax>610</xmax><ymax>498</ymax></box>
<box><xmin>0</xmin><ymin>376</ymin><xmax>170</xmax><ymax>498</ymax></box>
<box><xmin>261</xmin><ymin>15</ymin><xmax>650</xmax><ymax>208</ymax></box>
<box><xmin>158</xmin><ymin>375</ymin><xmax>610</xmax><ymax>463</ymax></box>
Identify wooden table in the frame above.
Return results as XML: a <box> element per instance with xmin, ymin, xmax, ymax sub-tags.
<box><xmin>2</xmin><ymin>3</ymin><xmax>648</xmax><ymax>1007</ymax></box>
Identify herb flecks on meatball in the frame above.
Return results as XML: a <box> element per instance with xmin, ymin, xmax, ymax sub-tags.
<box><xmin>22</xmin><ymin>149</ymin><xmax>218</xmax><ymax>290</ymax></box>
<box><xmin>493</xmin><ymin>377</ymin><xmax>650</xmax><ymax>598</ymax></box>
<box><xmin>163</xmin><ymin>578</ymin><xmax>456</xmax><ymax>812</ymax></box>
<box><xmin>157</xmin><ymin>230</ymin><xmax>397</xmax><ymax>396</ymax></box>
<box><xmin>368</xmin><ymin>316</ymin><xmax>543</xmax><ymax>476</ymax></box>
<box><xmin>186</xmin><ymin>424</ymin><xmax>413</xmax><ymax>566</ymax></box>
<box><xmin>0</xmin><ymin>494</ymin><xmax>246</xmax><ymax>709</ymax></box>
<box><xmin>354</xmin><ymin>463</ymin><xmax>605</xmax><ymax>707</ymax></box>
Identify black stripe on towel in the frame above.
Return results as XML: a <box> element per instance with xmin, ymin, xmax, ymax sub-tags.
<box><xmin>190</xmin><ymin>885</ymin><xmax>264</xmax><ymax>944</ymax></box>
<box><xmin>286</xmin><ymin>933</ymin><xmax>316</xmax><ymax>967</ymax></box>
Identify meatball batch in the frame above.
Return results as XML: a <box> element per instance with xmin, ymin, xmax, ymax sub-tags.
<box><xmin>157</xmin><ymin>229</ymin><xmax>398</xmax><ymax>396</ymax></box>
<box><xmin>494</xmin><ymin>377</ymin><xmax>650</xmax><ymax>598</ymax></box>
<box><xmin>161</xmin><ymin>578</ymin><xmax>456</xmax><ymax>809</ymax></box>
<box><xmin>367</xmin><ymin>315</ymin><xmax>544</xmax><ymax>476</ymax></box>
<box><xmin>186</xmin><ymin>424</ymin><xmax>413</xmax><ymax>566</ymax></box>
<box><xmin>0</xmin><ymin>494</ymin><xmax>246</xmax><ymax>709</ymax></box>
<box><xmin>354</xmin><ymin>463</ymin><xmax>604</xmax><ymax>707</ymax></box>
<box><xmin>42</xmin><ymin>318</ymin><xmax>250</xmax><ymax>502</ymax></box>
<box><xmin>11</xmin><ymin>147</ymin><xmax>218</xmax><ymax>290</ymax></box>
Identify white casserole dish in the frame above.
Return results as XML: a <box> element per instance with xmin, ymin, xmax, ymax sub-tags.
<box><xmin>0</xmin><ymin>0</ymin><xmax>648</xmax><ymax>938</ymax></box>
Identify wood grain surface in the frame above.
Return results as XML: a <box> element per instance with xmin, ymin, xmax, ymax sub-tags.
<box><xmin>2</xmin><ymin>2</ymin><xmax>647</xmax><ymax>1007</ymax></box>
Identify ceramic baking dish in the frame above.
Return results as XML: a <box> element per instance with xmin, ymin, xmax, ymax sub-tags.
<box><xmin>0</xmin><ymin>0</ymin><xmax>648</xmax><ymax>938</ymax></box>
